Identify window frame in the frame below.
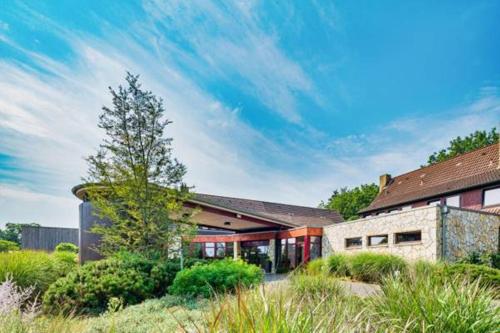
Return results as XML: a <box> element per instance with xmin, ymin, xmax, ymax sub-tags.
<box><xmin>345</xmin><ymin>237</ymin><xmax>362</xmax><ymax>249</ymax></box>
<box><xmin>367</xmin><ymin>234</ymin><xmax>389</xmax><ymax>247</ymax></box>
<box><xmin>483</xmin><ymin>186</ymin><xmax>500</xmax><ymax>208</ymax></box>
<box><xmin>445</xmin><ymin>195</ymin><xmax>461</xmax><ymax>208</ymax></box>
<box><xmin>394</xmin><ymin>230</ymin><xmax>422</xmax><ymax>244</ymax></box>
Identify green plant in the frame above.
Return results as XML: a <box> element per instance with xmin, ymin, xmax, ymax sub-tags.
<box><xmin>444</xmin><ymin>263</ymin><xmax>500</xmax><ymax>289</ymax></box>
<box><xmin>169</xmin><ymin>259</ymin><xmax>263</xmax><ymax>298</ymax></box>
<box><xmin>325</xmin><ymin>254</ymin><xmax>351</xmax><ymax>277</ymax></box>
<box><xmin>349</xmin><ymin>252</ymin><xmax>407</xmax><ymax>283</ymax></box>
<box><xmin>55</xmin><ymin>242</ymin><xmax>78</xmax><ymax>253</ymax></box>
<box><xmin>0</xmin><ymin>240</ymin><xmax>20</xmax><ymax>252</ymax></box>
<box><xmin>0</xmin><ymin>250</ymin><xmax>77</xmax><ymax>296</ymax></box>
<box><xmin>306</xmin><ymin>258</ymin><xmax>326</xmax><ymax>275</ymax></box>
<box><xmin>290</xmin><ymin>274</ymin><xmax>343</xmax><ymax>299</ymax></box>
<box><xmin>366</xmin><ymin>273</ymin><xmax>500</xmax><ymax>332</ymax></box>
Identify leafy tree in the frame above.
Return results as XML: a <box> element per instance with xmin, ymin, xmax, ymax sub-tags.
<box><xmin>321</xmin><ymin>184</ymin><xmax>379</xmax><ymax>220</ymax></box>
<box><xmin>0</xmin><ymin>223</ymin><xmax>40</xmax><ymax>245</ymax></box>
<box><xmin>84</xmin><ymin>73</ymin><xmax>196</xmax><ymax>259</ymax></box>
<box><xmin>426</xmin><ymin>128</ymin><xmax>498</xmax><ymax>166</ymax></box>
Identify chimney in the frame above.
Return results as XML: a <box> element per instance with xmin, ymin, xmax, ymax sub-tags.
<box><xmin>379</xmin><ymin>174</ymin><xmax>391</xmax><ymax>193</ymax></box>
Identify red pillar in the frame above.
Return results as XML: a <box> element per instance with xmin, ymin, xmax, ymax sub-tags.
<box><xmin>303</xmin><ymin>235</ymin><xmax>311</xmax><ymax>263</ymax></box>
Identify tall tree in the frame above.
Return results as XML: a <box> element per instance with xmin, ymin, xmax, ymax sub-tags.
<box><xmin>426</xmin><ymin>128</ymin><xmax>498</xmax><ymax>166</ymax></box>
<box><xmin>321</xmin><ymin>184</ymin><xmax>379</xmax><ymax>221</ymax></box>
<box><xmin>84</xmin><ymin>73</ymin><xmax>195</xmax><ymax>258</ymax></box>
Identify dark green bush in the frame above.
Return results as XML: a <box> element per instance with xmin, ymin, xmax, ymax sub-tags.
<box><xmin>169</xmin><ymin>259</ymin><xmax>263</xmax><ymax>298</ymax></box>
<box><xmin>444</xmin><ymin>263</ymin><xmax>500</xmax><ymax>289</ymax></box>
<box><xmin>326</xmin><ymin>254</ymin><xmax>351</xmax><ymax>277</ymax></box>
<box><xmin>459</xmin><ymin>251</ymin><xmax>500</xmax><ymax>269</ymax></box>
<box><xmin>55</xmin><ymin>242</ymin><xmax>78</xmax><ymax>253</ymax></box>
<box><xmin>0</xmin><ymin>239</ymin><xmax>20</xmax><ymax>252</ymax></box>
<box><xmin>349</xmin><ymin>253</ymin><xmax>407</xmax><ymax>283</ymax></box>
<box><xmin>42</xmin><ymin>253</ymin><xmax>206</xmax><ymax>315</ymax></box>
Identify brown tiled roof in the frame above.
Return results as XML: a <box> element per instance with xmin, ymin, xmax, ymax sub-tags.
<box><xmin>361</xmin><ymin>143</ymin><xmax>500</xmax><ymax>213</ymax></box>
<box><xmin>192</xmin><ymin>193</ymin><xmax>343</xmax><ymax>227</ymax></box>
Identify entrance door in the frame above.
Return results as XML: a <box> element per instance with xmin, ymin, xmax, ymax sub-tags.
<box><xmin>241</xmin><ymin>240</ymin><xmax>271</xmax><ymax>272</ymax></box>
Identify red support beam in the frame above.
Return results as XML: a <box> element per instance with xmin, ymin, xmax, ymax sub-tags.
<box><xmin>303</xmin><ymin>235</ymin><xmax>311</xmax><ymax>263</ymax></box>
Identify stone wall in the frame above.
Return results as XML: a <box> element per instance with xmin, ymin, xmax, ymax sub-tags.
<box><xmin>323</xmin><ymin>206</ymin><xmax>441</xmax><ymax>261</ymax></box>
<box><xmin>444</xmin><ymin>207</ymin><xmax>500</xmax><ymax>261</ymax></box>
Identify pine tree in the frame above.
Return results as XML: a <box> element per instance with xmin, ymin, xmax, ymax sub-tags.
<box><xmin>84</xmin><ymin>73</ymin><xmax>195</xmax><ymax>258</ymax></box>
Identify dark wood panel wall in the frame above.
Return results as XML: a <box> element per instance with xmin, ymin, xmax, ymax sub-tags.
<box><xmin>21</xmin><ymin>225</ymin><xmax>78</xmax><ymax>251</ymax></box>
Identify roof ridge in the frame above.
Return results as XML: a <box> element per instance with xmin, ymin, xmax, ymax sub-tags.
<box><xmin>392</xmin><ymin>142</ymin><xmax>498</xmax><ymax>180</ymax></box>
<box><xmin>194</xmin><ymin>192</ymin><xmax>333</xmax><ymax>212</ymax></box>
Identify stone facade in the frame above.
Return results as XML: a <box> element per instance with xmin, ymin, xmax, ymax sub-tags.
<box><xmin>444</xmin><ymin>207</ymin><xmax>500</xmax><ymax>261</ymax></box>
<box><xmin>323</xmin><ymin>205</ymin><xmax>500</xmax><ymax>262</ymax></box>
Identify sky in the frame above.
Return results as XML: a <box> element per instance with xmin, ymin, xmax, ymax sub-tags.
<box><xmin>0</xmin><ymin>1</ymin><xmax>499</xmax><ymax>228</ymax></box>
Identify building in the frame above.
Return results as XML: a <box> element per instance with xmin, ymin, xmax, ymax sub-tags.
<box><xmin>73</xmin><ymin>143</ymin><xmax>500</xmax><ymax>268</ymax></box>
<box><xmin>72</xmin><ymin>187</ymin><xmax>343</xmax><ymax>271</ymax></box>
<box><xmin>323</xmin><ymin>143</ymin><xmax>500</xmax><ymax>261</ymax></box>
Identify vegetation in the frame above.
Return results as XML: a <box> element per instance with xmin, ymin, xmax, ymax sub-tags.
<box><xmin>0</xmin><ymin>250</ymin><xmax>77</xmax><ymax>296</ymax></box>
<box><xmin>325</xmin><ymin>253</ymin><xmax>351</xmax><ymax>277</ymax></box>
<box><xmin>0</xmin><ymin>222</ymin><xmax>39</xmax><ymax>245</ymax></box>
<box><xmin>305</xmin><ymin>258</ymin><xmax>326</xmax><ymax>275</ymax></box>
<box><xmin>458</xmin><ymin>250</ymin><xmax>500</xmax><ymax>269</ymax></box>
<box><xmin>426</xmin><ymin>127</ymin><xmax>498</xmax><ymax>166</ymax></box>
<box><xmin>42</xmin><ymin>253</ymin><xmax>205</xmax><ymax>315</ymax></box>
<box><xmin>169</xmin><ymin>259</ymin><xmax>263</xmax><ymax>298</ymax></box>
<box><xmin>321</xmin><ymin>183</ymin><xmax>379</xmax><ymax>220</ymax></box>
<box><xmin>0</xmin><ymin>240</ymin><xmax>19</xmax><ymax>252</ymax></box>
<box><xmin>55</xmin><ymin>242</ymin><xmax>78</xmax><ymax>253</ymax></box>
<box><xmin>349</xmin><ymin>252</ymin><xmax>408</xmax><ymax>283</ymax></box>
<box><xmin>84</xmin><ymin>73</ymin><xmax>195</xmax><ymax>258</ymax></box>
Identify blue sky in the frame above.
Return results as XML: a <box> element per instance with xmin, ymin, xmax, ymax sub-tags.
<box><xmin>0</xmin><ymin>1</ymin><xmax>499</xmax><ymax>227</ymax></box>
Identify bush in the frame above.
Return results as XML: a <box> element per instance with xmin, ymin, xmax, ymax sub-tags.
<box><xmin>55</xmin><ymin>242</ymin><xmax>78</xmax><ymax>253</ymax></box>
<box><xmin>42</xmin><ymin>253</ymin><xmax>202</xmax><ymax>315</ymax></box>
<box><xmin>0</xmin><ymin>240</ymin><xmax>20</xmax><ymax>252</ymax></box>
<box><xmin>169</xmin><ymin>259</ymin><xmax>263</xmax><ymax>298</ymax></box>
<box><xmin>306</xmin><ymin>258</ymin><xmax>326</xmax><ymax>275</ymax></box>
<box><xmin>349</xmin><ymin>252</ymin><xmax>407</xmax><ymax>283</ymax></box>
<box><xmin>326</xmin><ymin>254</ymin><xmax>351</xmax><ymax>277</ymax></box>
<box><xmin>444</xmin><ymin>263</ymin><xmax>500</xmax><ymax>289</ymax></box>
<box><xmin>0</xmin><ymin>250</ymin><xmax>77</xmax><ymax>296</ymax></box>
<box><xmin>290</xmin><ymin>274</ymin><xmax>343</xmax><ymax>299</ymax></box>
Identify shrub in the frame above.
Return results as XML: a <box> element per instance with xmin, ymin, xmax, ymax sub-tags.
<box><xmin>55</xmin><ymin>242</ymin><xmax>78</xmax><ymax>253</ymax></box>
<box><xmin>0</xmin><ymin>240</ymin><xmax>19</xmax><ymax>252</ymax></box>
<box><xmin>326</xmin><ymin>254</ymin><xmax>351</xmax><ymax>277</ymax></box>
<box><xmin>367</xmin><ymin>273</ymin><xmax>500</xmax><ymax>332</ymax></box>
<box><xmin>169</xmin><ymin>259</ymin><xmax>263</xmax><ymax>298</ymax></box>
<box><xmin>349</xmin><ymin>252</ymin><xmax>407</xmax><ymax>283</ymax></box>
<box><xmin>290</xmin><ymin>274</ymin><xmax>343</xmax><ymax>299</ymax></box>
<box><xmin>0</xmin><ymin>250</ymin><xmax>77</xmax><ymax>296</ymax></box>
<box><xmin>306</xmin><ymin>258</ymin><xmax>326</xmax><ymax>275</ymax></box>
<box><xmin>444</xmin><ymin>263</ymin><xmax>500</xmax><ymax>289</ymax></box>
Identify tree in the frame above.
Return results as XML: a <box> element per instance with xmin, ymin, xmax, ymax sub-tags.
<box><xmin>426</xmin><ymin>128</ymin><xmax>498</xmax><ymax>166</ymax></box>
<box><xmin>84</xmin><ymin>73</ymin><xmax>196</xmax><ymax>258</ymax></box>
<box><xmin>0</xmin><ymin>223</ymin><xmax>40</xmax><ymax>245</ymax></box>
<box><xmin>321</xmin><ymin>184</ymin><xmax>379</xmax><ymax>221</ymax></box>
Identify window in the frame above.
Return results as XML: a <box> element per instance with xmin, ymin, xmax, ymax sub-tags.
<box><xmin>204</xmin><ymin>242</ymin><xmax>215</xmax><ymax>258</ymax></box>
<box><xmin>345</xmin><ymin>237</ymin><xmax>362</xmax><ymax>248</ymax></box>
<box><xmin>368</xmin><ymin>235</ymin><xmax>388</xmax><ymax>246</ymax></box>
<box><xmin>427</xmin><ymin>199</ymin><xmax>440</xmax><ymax>206</ymax></box>
<box><xmin>215</xmin><ymin>242</ymin><xmax>226</xmax><ymax>258</ymax></box>
<box><xmin>484</xmin><ymin>187</ymin><xmax>500</xmax><ymax>207</ymax></box>
<box><xmin>310</xmin><ymin>236</ymin><xmax>321</xmax><ymax>260</ymax></box>
<box><xmin>395</xmin><ymin>230</ymin><xmax>422</xmax><ymax>244</ymax></box>
<box><xmin>402</xmin><ymin>205</ymin><xmax>412</xmax><ymax>211</ymax></box>
<box><xmin>446</xmin><ymin>195</ymin><xmax>460</xmax><ymax>207</ymax></box>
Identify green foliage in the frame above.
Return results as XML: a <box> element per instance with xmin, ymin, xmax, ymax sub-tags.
<box><xmin>55</xmin><ymin>242</ymin><xmax>78</xmax><ymax>253</ymax></box>
<box><xmin>169</xmin><ymin>259</ymin><xmax>263</xmax><ymax>298</ymax></box>
<box><xmin>366</xmin><ymin>273</ymin><xmax>500</xmax><ymax>332</ymax></box>
<box><xmin>0</xmin><ymin>250</ymin><xmax>77</xmax><ymax>296</ymax></box>
<box><xmin>349</xmin><ymin>252</ymin><xmax>407</xmax><ymax>283</ymax></box>
<box><xmin>458</xmin><ymin>251</ymin><xmax>500</xmax><ymax>269</ymax></box>
<box><xmin>0</xmin><ymin>222</ymin><xmax>39</xmax><ymax>245</ymax></box>
<box><xmin>426</xmin><ymin>127</ymin><xmax>498</xmax><ymax>165</ymax></box>
<box><xmin>305</xmin><ymin>258</ymin><xmax>326</xmax><ymax>275</ymax></box>
<box><xmin>444</xmin><ymin>263</ymin><xmax>500</xmax><ymax>289</ymax></box>
<box><xmin>0</xmin><ymin>240</ymin><xmax>20</xmax><ymax>252</ymax></box>
<box><xmin>84</xmin><ymin>73</ymin><xmax>196</xmax><ymax>258</ymax></box>
<box><xmin>326</xmin><ymin>253</ymin><xmax>351</xmax><ymax>277</ymax></box>
<box><xmin>290</xmin><ymin>274</ymin><xmax>343</xmax><ymax>299</ymax></box>
<box><xmin>322</xmin><ymin>183</ymin><xmax>379</xmax><ymax>220</ymax></box>
<box><xmin>42</xmin><ymin>253</ymin><xmax>204</xmax><ymax>315</ymax></box>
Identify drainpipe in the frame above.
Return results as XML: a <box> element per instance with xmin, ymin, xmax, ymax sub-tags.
<box><xmin>440</xmin><ymin>205</ymin><xmax>449</xmax><ymax>261</ymax></box>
